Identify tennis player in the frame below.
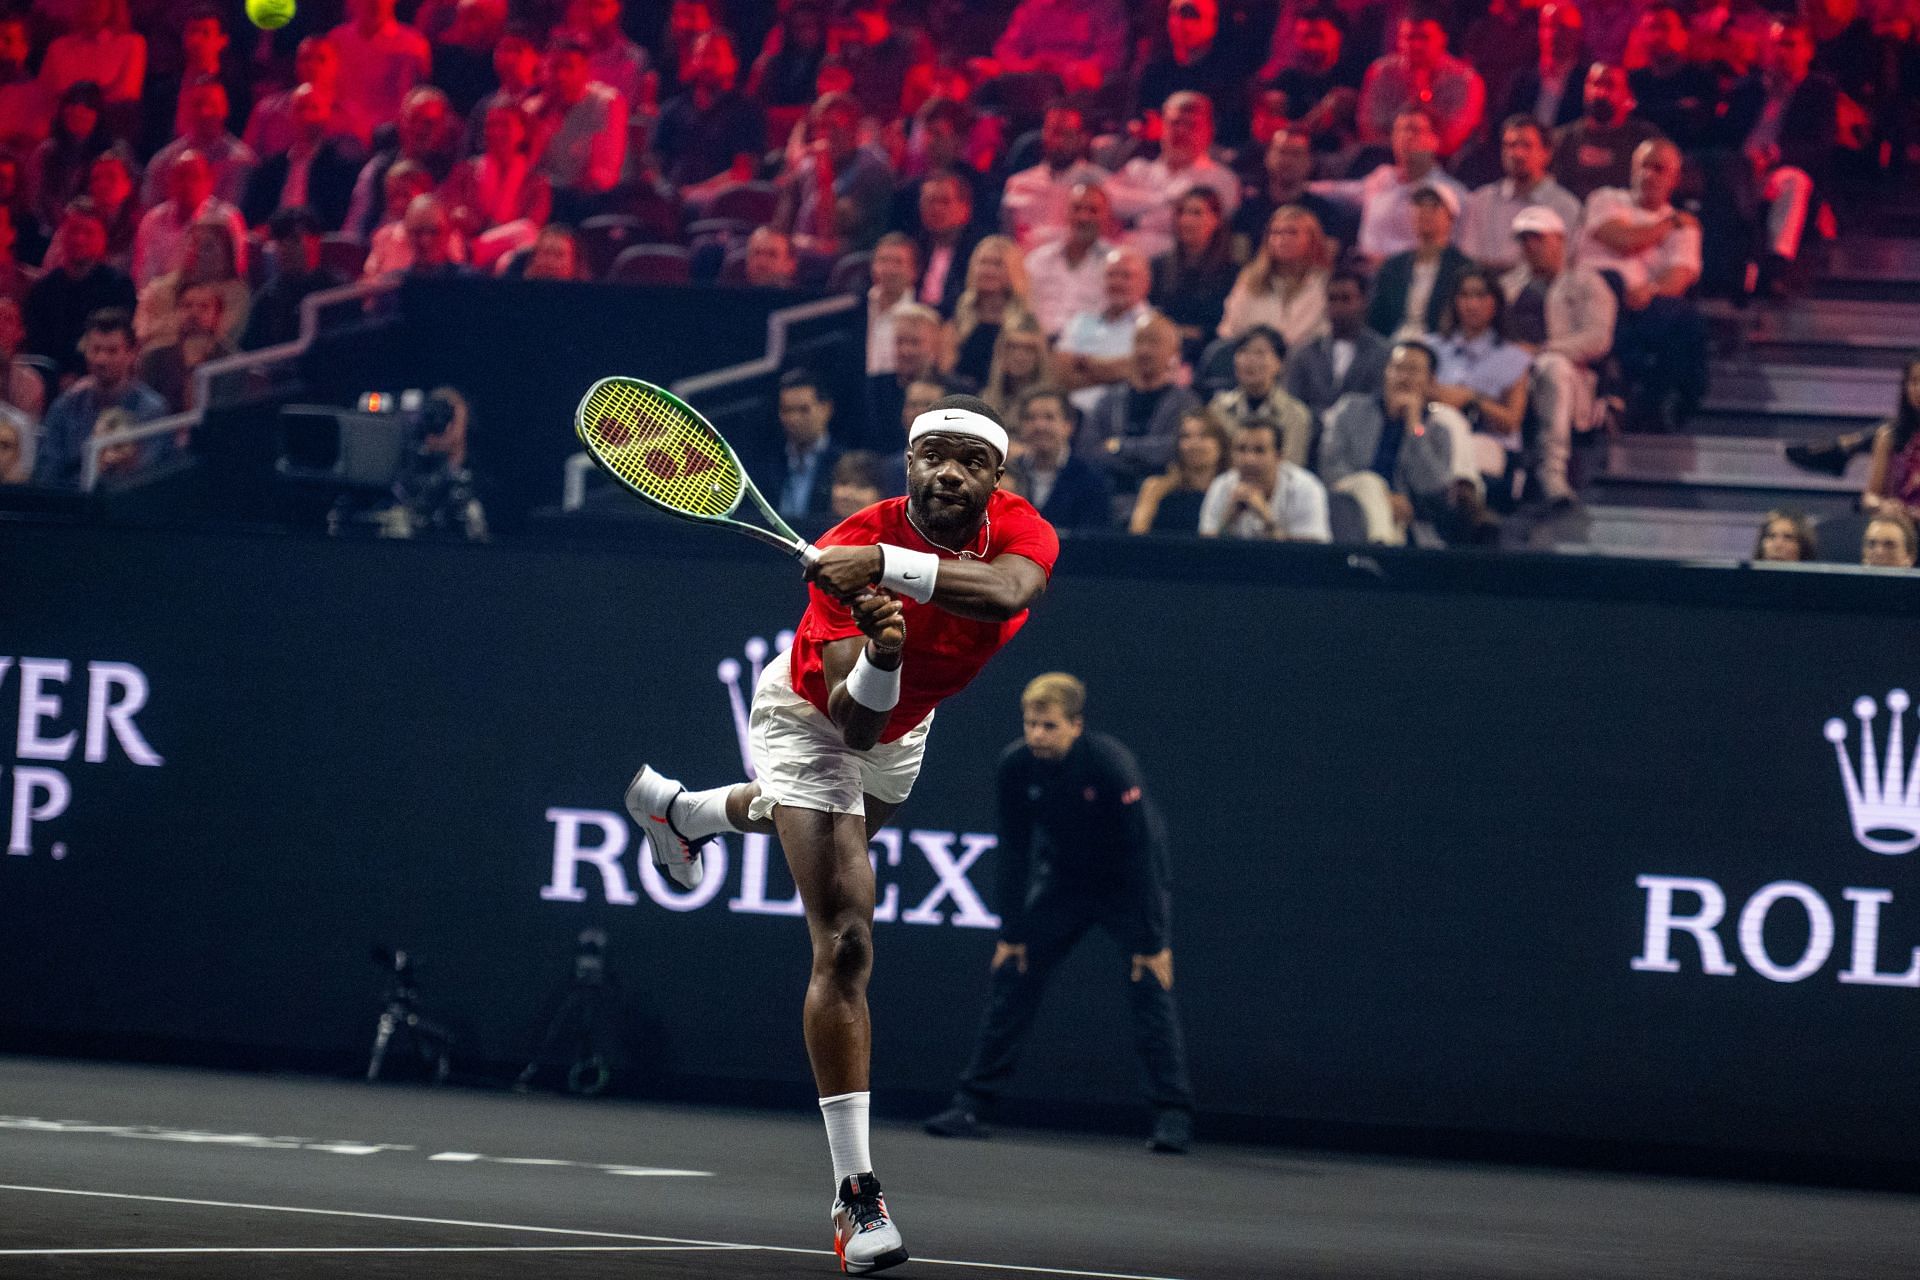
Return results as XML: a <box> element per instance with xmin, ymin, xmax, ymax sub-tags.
<box><xmin>626</xmin><ymin>394</ymin><xmax>1058</xmax><ymax>1275</ymax></box>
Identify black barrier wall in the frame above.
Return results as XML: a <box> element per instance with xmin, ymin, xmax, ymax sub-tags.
<box><xmin>5</xmin><ymin>522</ymin><xmax>1920</xmax><ymax>1167</ymax></box>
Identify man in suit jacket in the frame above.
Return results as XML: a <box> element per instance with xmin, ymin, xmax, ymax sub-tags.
<box><xmin>1288</xmin><ymin>268</ymin><xmax>1392</xmax><ymax>416</ymax></box>
<box><xmin>912</xmin><ymin>171</ymin><xmax>985</xmax><ymax>317</ymax></box>
<box><xmin>746</xmin><ymin>368</ymin><xmax>845</xmax><ymax>526</ymax></box>
<box><xmin>1499</xmin><ymin>1</ymin><xmax>1590</xmax><ymax>131</ymax></box>
<box><xmin>242</xmin><ymin>85</ymin><xmax>365</xmax><ymax>230</ymax></box>
<box><xmin>1318</xmin><ymin>339</ymin><xmax>1488</xmax><ymax>545</ymax></box>
<box><xmin>1075</xmin><ymin>311</ymin><xmax>1200</xmax><ymax>493</ymax></box>
<box><xmin>1747</xmin><ymin>21</ymin><xmax>1842</xmax><ymax>290</ymax></box>
<box><xmin>1004</xmin><ymin>387</ymin><xmax>1114</xmax><ymax>531</ymax></box>
<box><xmin>1366</xmin><ymin>186</ymin><xmax>1473</xmax><ymax>339</ymax></box>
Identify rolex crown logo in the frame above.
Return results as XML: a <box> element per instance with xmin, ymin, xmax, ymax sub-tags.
<box><xmin>1825</xmin><ymin>690</ymin><xmax>1920</xmax><ymax>856</ymax></box>
<box><xmin>716</xmin><ymin>632</ymin><xmax>793</xmax><ymax>778</ymax></box>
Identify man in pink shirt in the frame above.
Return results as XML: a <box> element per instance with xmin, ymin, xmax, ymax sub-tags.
<box><xmin>40</xmin><ymin>0</ymin><xmax>146</xmax><ymax>109</ymax></box>
<box><xmin>530</xmin><ymin>38</ymin><xmax>628</xmax><ymax>221</ymax></box>
<box><xmin>329</xmin><ymin>0</ymin><xmax>431</xmax><ymax>130</ymax></box>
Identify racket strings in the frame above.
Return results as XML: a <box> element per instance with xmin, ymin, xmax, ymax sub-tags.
<box><xmin>581</xmin><ymin>382</ymin><xmax>743</xmax><ymax>517</ymax></box>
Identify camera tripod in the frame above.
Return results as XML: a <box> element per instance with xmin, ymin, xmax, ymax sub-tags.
<box><xmin>366</xmin><ymin>947</ymin><xmax>453</xmax><ymax>1084</ymax></box>
<box><xmin>515</xmin><ymin>930</ymin><xmax>621</xmax><ymax>1095</ymax></box>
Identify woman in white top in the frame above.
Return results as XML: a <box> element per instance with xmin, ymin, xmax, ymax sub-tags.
<box><xmin>1218</xmin><ymin>204</ymin><xmax>1332</xmax><ymax>352</ymax></box>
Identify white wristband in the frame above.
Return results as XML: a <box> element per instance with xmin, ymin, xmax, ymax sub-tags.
<box><xmin>845</xmin><ymin>648</ymin><xmax>901</xmax><ymax>712</ymax></box>
<box><xmin>879</xmin><ymin>543</ymin><xmax>938</xmax><ymax>603</ymax></box>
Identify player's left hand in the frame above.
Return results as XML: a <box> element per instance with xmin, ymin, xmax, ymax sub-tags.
<box><xmin>850</xmin><ymin>590</ymin><xmax>906</xmax><ymax>653</ymax></box>
<box><xmin>1130</xmin><ymin>949</ymin><xmax>1174</xmax><ymax>991</ymax></box>
<box><xmin>808</xmin><ymin>545</ymin><xmax>883</xmax><ymax>601</ymax></box>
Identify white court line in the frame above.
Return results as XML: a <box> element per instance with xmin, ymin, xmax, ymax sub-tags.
<box><xmin>0</xmin><ymin>1246</ymin><xmax>737</xmax><ymax>1256</ymax></box>
<box><xmin>0</xmin><ymin>1184</ymin><xmax>1187</xmax><ymax>1280</ymax></box>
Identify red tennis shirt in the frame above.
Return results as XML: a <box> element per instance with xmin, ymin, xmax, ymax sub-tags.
<box><xmin>788</xmin><ymin>489</ymin><xmax>1060</xmax><ymax>743</ymax></box>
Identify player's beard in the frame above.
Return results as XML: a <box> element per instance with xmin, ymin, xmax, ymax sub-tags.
<box><xmin>907</xmin><ymin>480</ymin><xmax>986</xmax><ymax>544</ymax></box>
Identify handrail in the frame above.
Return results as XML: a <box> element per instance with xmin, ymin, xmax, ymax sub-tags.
<box><xmin>561</xmin><ymin>291</ymin><xmax>859</xmax><ymax>511</ymax></box>
<box><xmin>80</xmin><ymin>276</ymin><xmax>399</xmax><ymax>491</ymax></box>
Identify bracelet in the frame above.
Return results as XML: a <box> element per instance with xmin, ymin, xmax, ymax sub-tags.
<box><xmin>878</xmin><ymin>543</ymin><xmax>938</xmax><ymax>603</ymax></box>
<box><xmin>845</xmin><ymin>648</ymin><xmax>902</xmax><ymax>712</ymax></box>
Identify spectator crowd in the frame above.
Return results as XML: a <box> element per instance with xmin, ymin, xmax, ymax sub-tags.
<box><xmin>0</xmin><ymin>0</ymin><xmax>1913</xmax><ymax>556</ymax></box>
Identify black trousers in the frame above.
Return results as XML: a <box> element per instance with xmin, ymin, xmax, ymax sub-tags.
<box><xmin>956</xmin><ymin>881</ymin><xmax>1194</xmax><ymax>1114</ymax></box>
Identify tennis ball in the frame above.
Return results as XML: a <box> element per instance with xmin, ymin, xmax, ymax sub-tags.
<box><xmin>245</xmin><ymin>0</ymin><xmax>296</xmax><ymax>29</ymax></box>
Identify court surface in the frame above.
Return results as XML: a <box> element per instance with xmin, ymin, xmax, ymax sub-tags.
<box><xmin>0</xmin><ymin>1057</ymin><xmax>1912</xmax><ymax>1279</ymax></box>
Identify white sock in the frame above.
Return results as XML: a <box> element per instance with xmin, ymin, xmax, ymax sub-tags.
<box><xmin>818</xmin><ymin>1091</ymin><xmax>872</xmax><ymax>1185</ymax></box>
<box><xmin>669</xmin><ymin>785</ymin><xmax>740</xmax><ymax>839</ymax></box>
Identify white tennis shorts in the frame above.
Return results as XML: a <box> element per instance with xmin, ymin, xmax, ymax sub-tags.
<box><xmin>746</xmin><ymin>649</ymin><xmax>932</xmax><ymax>820</ymax></box>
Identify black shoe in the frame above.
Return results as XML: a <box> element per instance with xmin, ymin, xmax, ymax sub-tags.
<box><xmin>923</xmin><ymin>1103</ymin><xmax>985</xmax><ymax>1139</ymax></box>
<box><xmin>1148</xmin><ymin>1109</ymin><xmax>1192</xmax><ymax>1154</ymax></box>
<box><xmin>1785</xmin><ymin>440</ymin><xmax>1852</xmax><ymax>477</ymax></box>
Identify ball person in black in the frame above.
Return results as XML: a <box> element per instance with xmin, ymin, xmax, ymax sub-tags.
<box><xmin>925</xmin><ymin>672</ymin><xmax>1195</xmax><ymax>1152</ymax></box>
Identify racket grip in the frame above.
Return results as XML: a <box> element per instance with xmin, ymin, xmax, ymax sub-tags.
<box><xmin>798</xmin><ymin>543</ymin><xmax>821</xmax><ymax>567</ymax></box>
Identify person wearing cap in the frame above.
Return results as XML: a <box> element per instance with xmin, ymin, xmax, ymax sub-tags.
<box><xmin>624</xmin><ymin>394</ymin><xmax>1059</xmax><ymax>1275</ymax></box>
<box><xmin>1366</xmin><ymin>183</ymin><xmax>1472</xmax><ymax>341</ymax></box>
<box><xmin>1310</xmin><ymin>105</ymin><xmax>1467</xmax><ymax>266</ymax></box>
<box><xmin>1502</xmin><ymin>202</ymin><xmax>1615</xmax><ymax>504</ymax></box>
<box><xmin>1457</xmin><ymin>116</ymin><xmax>1583</xmax><ymax>273</ymax></box>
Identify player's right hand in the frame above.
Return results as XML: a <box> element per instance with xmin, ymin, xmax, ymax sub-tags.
<box><xmin>851</xmin><ymin>591</ymin><xmax>905</xmax><ymax>654</ymax></box>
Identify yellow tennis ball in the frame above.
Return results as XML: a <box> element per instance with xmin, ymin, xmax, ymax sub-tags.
<box><xmin>245</xmin><ymin>0</ymin><xmax>295</xmax><ymax>30</ymax></box>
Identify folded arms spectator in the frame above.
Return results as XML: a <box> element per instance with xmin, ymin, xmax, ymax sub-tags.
<box><xmin>1105</xmin><ymin>92</ymin><xmax>1240</xmax><ymax>258</ymax></box>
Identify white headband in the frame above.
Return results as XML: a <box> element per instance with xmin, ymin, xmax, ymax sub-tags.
<box><xmin>908</xmin><ymin>408</ymin><xmax>1008</xmax><ymax>462</ymax></box>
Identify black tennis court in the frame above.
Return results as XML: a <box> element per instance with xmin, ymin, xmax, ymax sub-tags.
<box><xmin>0</xmin><ymin>1057</ymin><xmax>1913</xmax><ymax>1279</ymax></box>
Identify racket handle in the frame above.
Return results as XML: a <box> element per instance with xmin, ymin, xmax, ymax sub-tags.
<box><xmin>798</xmin><ymin>543</ymin><xmax>821</xmax><ymax>567</ymax></box>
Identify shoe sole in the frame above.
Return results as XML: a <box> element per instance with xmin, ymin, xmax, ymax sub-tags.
<box><xmin>842</xmin><ymin>1246</ymin><xmax>909</xmax><ymax>1274</ymax></box>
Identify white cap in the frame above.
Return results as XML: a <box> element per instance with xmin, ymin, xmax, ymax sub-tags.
<box><xmin>908</xmin><ymin>407</ymin><xmax>1009</xmax><ymax>461</ymax></box>
<box><xmin>1511</xmin><ymin>204</ymin><xmax>1568</xmax><ymax>237</ymax></box>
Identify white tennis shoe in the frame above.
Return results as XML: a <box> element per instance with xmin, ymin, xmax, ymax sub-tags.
<box><xmin>624</xmin><ymin>765</ymin><xmax>704</xmax><ymax>890</ymax></box>
<box><xmin>832</xmin><ymin>1173</ymin><xmax>908</xmax><ymax>1274</ymax></box>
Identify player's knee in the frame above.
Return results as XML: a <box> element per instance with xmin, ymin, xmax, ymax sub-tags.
<box><xmin>821</xmin><ymin>917</ymin><xmax>873</xmax><ymax>986</ymax></box>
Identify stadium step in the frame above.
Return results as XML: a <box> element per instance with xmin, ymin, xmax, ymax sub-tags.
<box><xmin>1820</xmin><ymin>236</ymin><xmax>1920</xmax><ymax>285</ymax></box>
<box><xmin>1701</xmin><ymin>360</ymin><xmax>1896</xmax><ymax>420</ymax></box>
<box><xmin>1530</xmin><ymin>504</ymin><xmax>1775</xmax><ymax>559</ymax></box>
<box><xmin>1704</xmin><ymin>299</ymin><xmax>1920</xmax><ymax>360</ymax></box>
<box><xmin>1601</xmin><ymin>433</ymin><xmax>1867</xmax><ymax>493</ymax></box>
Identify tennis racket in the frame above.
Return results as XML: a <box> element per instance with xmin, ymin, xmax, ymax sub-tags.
<box><xmin>574</xmin><ymin>375</ymin><xmax>819</xmax><ymax>566</ymax></box>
